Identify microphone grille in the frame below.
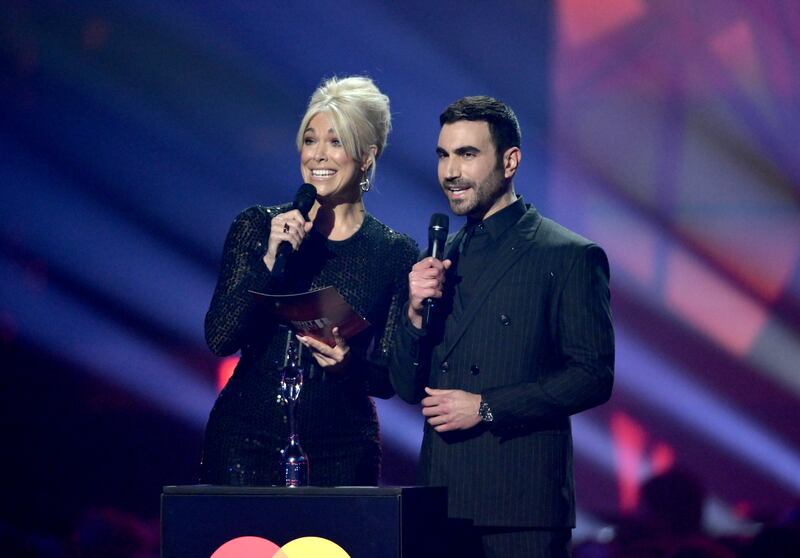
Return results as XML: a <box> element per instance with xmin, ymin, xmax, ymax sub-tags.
<box><xmin>294</xmin><ymin>183</ymin><xmax>318</xmax><ymax>213</ymax></box>
<box><xmin>428</xmin><ymin>213</ymin><xmax>449</xmax><ymax>232</ymax></box>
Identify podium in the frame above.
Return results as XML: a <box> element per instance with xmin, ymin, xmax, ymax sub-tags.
<box><xmin>161</xmin><ymin>485</ymin><xmax>448</xmax><ymax>558</ymax></box>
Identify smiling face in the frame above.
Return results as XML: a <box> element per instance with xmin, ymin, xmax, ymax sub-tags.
<box><xmin>300</xmin><ymin>112</ymin><xmax>362</xmax><ymax>203</ymax></box>
<box><xmin>436</xmin><ymin>120</ymin><xmax>514</xmax><ymax>220</ymax></box>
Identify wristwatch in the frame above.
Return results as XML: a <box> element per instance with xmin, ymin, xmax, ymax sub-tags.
<box><xmin>478</xmin><ymin>397</ymin><xmax>494</xmax><ymax>423</ymax></box>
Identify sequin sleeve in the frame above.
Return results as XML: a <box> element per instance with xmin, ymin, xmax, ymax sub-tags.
<box><xmin>204</xmin><ymin>206</ymin><xmax>275</xmax><ymax>356</ymax></box>
<box><xmin>362</xmin><ymin>232</ymin><xmax>419</xmax><ymax>397</ymax></box>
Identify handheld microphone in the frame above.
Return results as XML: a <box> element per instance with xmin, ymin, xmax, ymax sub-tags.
<box><xmin>422</xmin><ymin>213</ymin><xmax>449</xmax><ymax>329</ymax></box>
<box><xmin>271</xmin><ymin>183</ymin><xmax>317</xmax><ymax>280</ymax></box>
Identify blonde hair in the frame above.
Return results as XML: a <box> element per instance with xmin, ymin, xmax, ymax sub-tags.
<box><xmin>296</xmin><ymin>76</ymin><xmax>391</xmax><ymax>183</ymax></box>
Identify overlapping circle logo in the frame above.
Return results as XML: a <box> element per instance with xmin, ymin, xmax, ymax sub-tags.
<box><xmin>211</xmin><ymin>535</ymin><xmax>350</xmax><ymax>558</ymax></box>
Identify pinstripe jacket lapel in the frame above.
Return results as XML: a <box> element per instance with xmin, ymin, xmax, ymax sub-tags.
<box><xmin>440</xmin><ymin>208</ymin><xmax>543</xmax><ymax>358</ymax></box>
<box><xmin>443</xmin><ymin>227</ymin><xmax>467</xmax><ymax>262</ymax></box>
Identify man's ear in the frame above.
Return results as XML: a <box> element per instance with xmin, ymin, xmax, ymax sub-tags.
<box><xmin>503</xmin><ymin>147</ymin><xmax>521</xmax><ymax>179</ymax></box>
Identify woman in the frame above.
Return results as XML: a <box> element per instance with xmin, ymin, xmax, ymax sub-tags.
<box><xmin>200</xmin><ymin>76</ymin><xmax>418</xmax><ymax>486</ymax></box>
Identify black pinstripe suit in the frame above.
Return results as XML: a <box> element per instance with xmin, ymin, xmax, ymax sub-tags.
<box><xmin>390</xmin><ymin>204</ymin><xmax>614</xmax><ymax>529</ymax></box>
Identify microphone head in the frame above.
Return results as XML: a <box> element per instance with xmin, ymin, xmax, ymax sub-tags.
<box><xmin>294</xmin><ymin>183</ymin><xmax>318</xmax><ymax>216</ymax></box>
<box><xmin>427</xmin><ymin>213</ymin><xmax>449</xmax><ymax>259</ymax></box>
<box><xmin>428</xmin><ymin>213</ymin><xmax>449</xmax><ymax>236</ymax></box>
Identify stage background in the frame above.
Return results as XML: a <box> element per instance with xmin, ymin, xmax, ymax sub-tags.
<box><xmin>2</xmin><ymin>0</ymin><xmax>799</xmax><ymax>553</ymax></box>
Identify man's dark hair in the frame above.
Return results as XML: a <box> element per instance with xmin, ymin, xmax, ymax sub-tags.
<box><xmin>439</xmin><ymin>96</ymin><xmax>521</xmax><ymax>159</ymax></box>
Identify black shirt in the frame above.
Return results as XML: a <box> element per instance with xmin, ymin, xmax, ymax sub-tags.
<box><xmin>455</xmin><ymin>196</ymin><xmax>527</xmax><ymax>309</ymax></box>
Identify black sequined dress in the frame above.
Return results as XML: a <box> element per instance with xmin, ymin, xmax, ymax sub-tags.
<box><xmin>200</xmin><ymin>204</ymin><xmax>418</xmax><ymax>486</ymax></box>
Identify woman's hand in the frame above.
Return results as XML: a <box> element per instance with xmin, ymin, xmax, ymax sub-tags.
<box><xmin>296</xmin><ymin>327</ymin><xmax>351</xmax><ymax>373</ymax></box>
<box><xmin>263</xmin><ymin>209</ymin><xmax>313</xmax><ymax>271</ymax></box>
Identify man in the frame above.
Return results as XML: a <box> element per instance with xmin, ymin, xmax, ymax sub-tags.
<box><xmin>390</xmin><ymin>96</ymin><xmax>614</xmax><ymax>557</ymax></box>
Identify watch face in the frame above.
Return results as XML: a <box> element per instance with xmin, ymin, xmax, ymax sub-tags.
<box><xmin>479</xmin><ymin>400</ymin><xmax>494</xmax><ymax>422</ymax></box>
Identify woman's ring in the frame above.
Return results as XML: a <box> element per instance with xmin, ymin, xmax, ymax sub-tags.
<box><xmin>283</xmin><ymin>223</ymin><xmax>290</xmax><ymax>233</ymax></box>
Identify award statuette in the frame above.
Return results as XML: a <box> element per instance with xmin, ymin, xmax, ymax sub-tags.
<box><xmin>280</xmin><ymin>340</ymin><xmax>309</xmax><ymax>487</ymax></box>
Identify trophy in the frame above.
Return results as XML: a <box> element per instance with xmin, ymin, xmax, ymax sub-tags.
<box><xmin>279</xmin><ymin>339</ymin><xmax>309</xmax><ymax>486</ymax></box>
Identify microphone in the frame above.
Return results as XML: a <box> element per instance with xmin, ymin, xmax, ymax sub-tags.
<box><xmin>422</xmin><ymin>213</ymin><xmax>449</xmax><ymax>329</ymax></box>
<box><xmin>271</xmin><ymin>183</ymin><xmax>317</xmax><ymax>280</ymax></box>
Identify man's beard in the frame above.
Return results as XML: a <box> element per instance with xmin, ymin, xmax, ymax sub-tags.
<box><xmin>445</xmin><ymin>165</ymin><xmax>506</xmax><ymax>218</ymax></box>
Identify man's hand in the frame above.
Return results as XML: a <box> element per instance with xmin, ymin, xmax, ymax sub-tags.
<box><xmin>407</xmin><ymin>257</ymin><xmax>452</xmax><ymax>329</ymax></box>
<box><xmin>421</xmin><ymin>387</ymin><xmax>482</xmax><ymax>432</ymax></box>
<box><xmin>296</xmin><ymin>327</ymin><xmax>351</xmax><ymax>373</ymax></box>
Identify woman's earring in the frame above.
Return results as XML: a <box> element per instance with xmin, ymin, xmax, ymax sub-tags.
<box><xmin>359</xmin><ymin>176</ymin><xmax>371</xmax><ymax>192</ymax></box>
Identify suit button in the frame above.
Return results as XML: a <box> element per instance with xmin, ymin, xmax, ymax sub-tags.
<box><xmin>499</xmin><ymin>313</ymin><xmax>511</xmax><ymax>326</ymax></box>
<box><xmin>440</xmin><ymin>361</ymin><xmax>449</xmax><ymax>373</ymax></box>
<box><xmin>470</xmin><ymin>364</ymin><xmax>480</xmax><ymax>375</ymax></box>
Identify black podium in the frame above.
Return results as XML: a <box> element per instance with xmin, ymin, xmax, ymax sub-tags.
<box><xmin>161</xmin><ymin>485</ymin><xmax>448</xmax><ymax>558</ymax></box>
